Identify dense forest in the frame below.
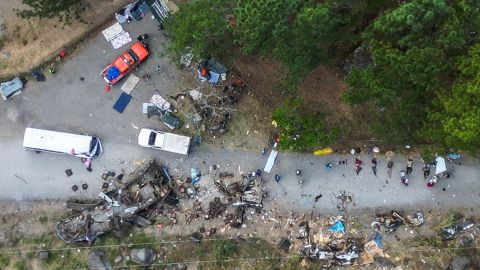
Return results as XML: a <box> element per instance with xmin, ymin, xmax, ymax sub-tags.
<box><xmin>164</xmin><ymin>0</ymin><xmax>480</xmax><ymax>153</ymax></box>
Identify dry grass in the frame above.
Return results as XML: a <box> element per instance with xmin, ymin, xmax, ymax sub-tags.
<box><xmin>0</xmin><ymin>0</ymin><xmax>130</xmax><ymax>77</ymax></box>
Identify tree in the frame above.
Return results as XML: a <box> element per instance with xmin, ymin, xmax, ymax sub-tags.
<box><xmin>163</xmin><ymin>0</ymin><xmax>233</xmax><ymax>60</ymax></box>
<box><xmin>343</xmin><ymin>42</ymin><xmax>449</xmax><ymax>144</ymax></box>
<box><xmin>272</xmin><ymin>98</ymin><xmax>339</xmax><ymax>151</ymax></box>
<box><xmin>364</xmin><ymin>0</ymin><xmax>480</xmax><ymax>53</ymax></box>
<box><xmin>15</xmin><ymin>0</ymin><xmax>86</xmax><ymax>24</ymax></box>
<box><xmin>434</xmin><ymin>44</ymin><xmax>480</xmax><ymax>152</ymax></box>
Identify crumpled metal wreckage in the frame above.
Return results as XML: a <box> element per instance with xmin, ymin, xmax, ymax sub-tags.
<box><xmin>56</xmin><ymin>159</ymin><xmax>178</xmax><ymax>244</ymax></box>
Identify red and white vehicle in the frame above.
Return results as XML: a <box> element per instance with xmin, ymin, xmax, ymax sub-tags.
<box><xmin>101</xmin><ymin>41</ymin><xmax>149</xmax><ymax>85</ymax></box>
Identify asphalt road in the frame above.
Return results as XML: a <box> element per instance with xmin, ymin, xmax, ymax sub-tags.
<box><xmin>1</xmin><ymin>17</ymin><xmax>479</xmax><ymax>213</ymax></box>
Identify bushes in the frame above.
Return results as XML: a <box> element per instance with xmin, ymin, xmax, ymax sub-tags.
<box><xmin>273</xmin><ymin>98</ymin><xmax>339</xmax><ymax>151</ymax></box>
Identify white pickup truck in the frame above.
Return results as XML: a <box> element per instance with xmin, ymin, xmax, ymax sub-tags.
<box><xmin>137</xmin><ymin>128</ymin><xmax>191</xmax><ymax>155</ymax></box>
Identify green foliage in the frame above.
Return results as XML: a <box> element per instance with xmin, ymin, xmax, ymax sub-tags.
<box><xmin>163</xmin><ymin>0</ymin><xmax>233</xmax><ymax>60</ymax></box>
<box><xmin>233</xmin><ymin>0</ymin><xmax>303</xmax><ymax>55</ymax></box>
<box><xmin>39</xmin><ymin>215</ymin><xmax>48</xmax><ymax>224</ymax></box>
<box><xmin>14</xmin><ymin>0</ymin><xmax>86</xmax><ymax>24</ymax></box>
<box><xmin>273</xmin><ymin>98</ymin><xmax>339</xmax><ymax>151</ymax></box>
<box><xmin>13</xmin><ymin>259</ymin><xmax>28</xmax><ymax>270</ymax></box>
<box><xmin>344</xmin><ymin>43</ymin><xmax>448</xmax><ymax>144</ymax></box>
<box><xmin>365</xmin><ymin>0</ymin><xmax>480</xmax><ymax>52</ymax></box>
<box><xmin>0</xmin><ymin>254</ymin><xmax>11</xmax><ymax>268</ymax></box>
<box><xmin>434</xmin><ymin>44</ymin><xmax>480</xmax><ymax>151</ymax></box>
<box><xmin>212</xmin><ymin>239</ymin><xmax>237</xmax><ymax>260</ymax></box>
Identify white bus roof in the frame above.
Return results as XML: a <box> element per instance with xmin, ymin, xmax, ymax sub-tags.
<box><xmin>23</xmin><ymin>128</ymin><xmax>101</xmax><ymax>158</ymax></box>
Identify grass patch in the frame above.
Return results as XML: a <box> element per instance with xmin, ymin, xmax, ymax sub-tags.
<box><xmin>39</xmin><ymin>216</ymin><xmax>49</xmax><ymax>224</ymax></box>
<box><xmin>213</xmin><ymin>239</ymin><xmax>237</xmax><ymax>260</ymax></box>
<box><xmin>13</xmin><ymin>258</ymin><xmax>28</xmax><ymax>270</ymax></box>
<box><xmin>435</xmin><ymin>211</ymin><xmax>463</xmax><ymax>230</ymax></box>
<box><xmin>0</xmin><ymin>254</ymin><xmax>11</xmax><ymax>268</ymax></box>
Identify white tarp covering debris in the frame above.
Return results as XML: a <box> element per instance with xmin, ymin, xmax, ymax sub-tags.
<box><xmin>102</xmin><ymin>22</ymin><xmax>132</xmax><ymax>49</ymax></box>
<box><xmin>150</xmin><ymin>92</ymin><xmax>171</xmax><ymax>111</ymax></box>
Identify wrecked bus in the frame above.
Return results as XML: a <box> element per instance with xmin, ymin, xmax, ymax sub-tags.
<box><xmin>23</xmin><ymin>128</ymin><xmax>103</xmax><ymax>158</ymax></box>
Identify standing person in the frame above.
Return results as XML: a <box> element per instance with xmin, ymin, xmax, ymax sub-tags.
<box><xmin>423</xmin><ymin>163</ymin><xmax>430</xmax><ymax>179</ymax></box>
<box><xmin>387</xmin><ymin>158</ymin><xmax>394</xmax><ymax>178</ymax></box>
<box><xmin>371</xmin><ymin>157</ymin><xmax>377</xmax><ymax>176</ymax></box>
<box><xmin>406</xmin><ymin>158</ymin><xmax>414</xmax><ymax>175</ymax></box>
<box><xmin>355</xmin><ymin>159</ymin><xmax>363</xmax><ymax>175</ymax></box>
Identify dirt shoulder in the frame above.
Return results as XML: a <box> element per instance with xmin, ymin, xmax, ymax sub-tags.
<box><xmin>1</xmin><ymin>200</ymin><xmax>479</xmax><ymax>269</ymax></box>
<box><xmin>0</xmin><ymin>0</ymin><xmax>130</xmax><ymax>78</ymax></box>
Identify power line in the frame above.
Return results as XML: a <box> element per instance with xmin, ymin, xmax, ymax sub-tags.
<box><xmin>71</xmin><ymin>245</ymin><xmax>480</xmax><ymax>270</ymax></box>
<box><xmin>74</xmin><ymin>255</ymin><xmax>297</xmax><ymax>270</ymax></box>
<box><xmin>1</xmin><ymin>233</ymin><xmax>479</xmax><ymax>255</ymax></box>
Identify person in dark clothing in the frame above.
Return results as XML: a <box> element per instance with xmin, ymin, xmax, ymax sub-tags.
<box><xmin>137</xmin><ymin>34</ymin><xmax>149</xmax><ymax>41</ymax></box>
<box><xmin>406</xmin><ymin>158</ymin><xmax>414</xmax><ymax>175</ymax></box>
<box><xmin>371</xmin><ymin>158</ymin><xmax>377</xmax><ymax>176</ymax></box>
<box><xmin>423</xmin><ymin>164</ymin><xmax>430</xmax><ymax>179</ymax></box>
<box><xmin>355</xmin><ymin>159</ymin><xmax>363</xmax><ymax>175</ymax></box>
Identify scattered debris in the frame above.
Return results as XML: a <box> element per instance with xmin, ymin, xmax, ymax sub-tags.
<box><xmin>87</xmin><ymin>250</ymin><xmax>111</xmax><ymax>270</ymax></box>
<box><xmin>130</xmin><ymin>248</ymin><xmax>157</xmax><ymax>266</ymax></box>
<box><xmin>1</xmin><ymin>76</ymin><xmax>23</xmax><ymax>100</ymax></box>
<box><xmin>207</xmin><ymin>197</ymin><xmax>227</xmax><ymax>219</ymax></box>
<box><xmin>56</xmin><ymin>160</ymin><xmax>177</xmax><ymax>243</ymax></box>
<box><xmin>442</xmin><ymin>220</ymin><xmax>475</xmax><ymax>240</ymax></box>
<box><xmin>39</xmin><ymin>251</ymin><xmax>49</xmax><ymax>260</ymax></box>
<box><xmin>278</xmin><ymin>238</ymin><xmax>291</xmax><ymax>252</ymax></box>
<box><xmin>372</xmin><ymin>210</ymin><xmax>425</xmax><ymax>233</ymax></box>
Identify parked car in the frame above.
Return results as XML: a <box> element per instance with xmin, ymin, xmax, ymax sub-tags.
<box><xmin>101</xmin><ymin>41</ymin><xmax>149</xmax><ymax>85</ymax></box>
<box><xmin>138</xmin><ymin>128</ymin><xmax>191</xmax><ymax>155</ymax></box>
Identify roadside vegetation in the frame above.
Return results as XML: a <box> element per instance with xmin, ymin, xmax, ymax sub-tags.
<box><xmin>164</xmin><ymin>0</ymin><xmax>480</xmax><ymax>153</ymax></box>
<box><xmin>14</xmin><ymin>0</ymin><xmax>87</xmax><ymax>24</ymax></box>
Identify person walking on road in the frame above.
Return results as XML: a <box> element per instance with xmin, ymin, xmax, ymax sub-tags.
<box><xmin>406</xmin><ymin>157</ymin><xmax>414</xmax><ymax>175</ymax></box>
<box><xmin>355</xmin><ymin>159</ymin><xmax>363</xmax><ymax>175</ymax></box>
<box><xmin>423</xmin><ymin>163</ymin><xmax>430</xmax><ymax>179</ymax></box>
<box><xmin>371</xmin><ymin>157</ymin><xmax>377</xmax><ymax>176</ymax></box>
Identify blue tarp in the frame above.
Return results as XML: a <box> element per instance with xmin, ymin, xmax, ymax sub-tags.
<box><xmin>328</xmin><ymin>220</ymin><xmax>346</xmax><ymax>234</ymax></box>
<box><xmin>106</xmin><ymin>66</ymin><xmax>121</xmax><ymax>81</ymax></box>
<box><xmin>191</xmin><ymin>168</ymin><xmax>200</xmax><ymax>184</ymax></box>
<box><xmin>372</xmin><ymin>232</ymin><xmax>384</xmax><ymax>248</ymax></box>
<box><xmin>1</xmin><ymin>77</ymin><xmax>23</xmax><ymax>100</ymax></box>
<box><xmin>113</xmin><ymin>92</ymin><xmax>132</xmax><ymax>113</ymax></box>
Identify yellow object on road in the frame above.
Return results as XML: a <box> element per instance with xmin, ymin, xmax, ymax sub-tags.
<box><xmin>314</xmin><ymin>148</ymin><xmax>333</xmax><ymax>155</ymax></box>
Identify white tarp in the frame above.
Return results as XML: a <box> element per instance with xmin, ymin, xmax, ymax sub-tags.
<box><xmin>435</xmin><ymin>157</ymin><xmax>447</xmax><ymax>175</ymax></box>
<box><xmin>150</xmin><ymin>92</ymin><xmax>171</xmax><ymax>111</ymax></box>
<box><xmin>121</xmin><ymin>74</ymin><xmax>140</xmax><ymax>94</ymax></box>
<box><xmin>111</xmin><ymin>31</ymin><xmax>132</xmax><ymax>49</ymax></box>
<box><xmin>102</xmin><ymin>22</ymin><xmax>131</xmax><ymax>49</ymax></box>
<box><xmin>264</xmin><ymin>143</ymin><xmax>278</xmax><ymax>173</ymax></box>
<box><xmin>102</xmin><ymin>22</ymin><xmax>124</xmax><ymax>41</ymax></box>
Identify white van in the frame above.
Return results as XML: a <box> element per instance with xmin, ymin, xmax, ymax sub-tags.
<box><xmin>23</xmin><ymin>128</ymin><xmax>103</xmax><ymax>158</ymax></box>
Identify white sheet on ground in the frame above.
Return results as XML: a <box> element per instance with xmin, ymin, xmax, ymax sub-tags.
<box><xmin>435</xmin><ymin>157</ymin><xmax>447</xmax><ymax>175</ymax></box>
<box><xmin>111</xmin><ymin>31</ymin><xmax>132</xmax><ymax>49</ymax></box>
<box><xmin>121</xmin><ymin>74</ymin><xmax>140</xmax><ymax>94</ymax></box>
<box><xmin>264</xmin><ymin>149</ymin><xmax>278</xmax><ymax>173</ymax></box>
<box><xmin>150</xmin><ymin>93</ymin><xmax>171</xmax><ymax>111</ymax></box>
<box><xmin>102</xmin><ymin>22</ymin><xmax>124</xmax><ymax>42</ymax></box>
